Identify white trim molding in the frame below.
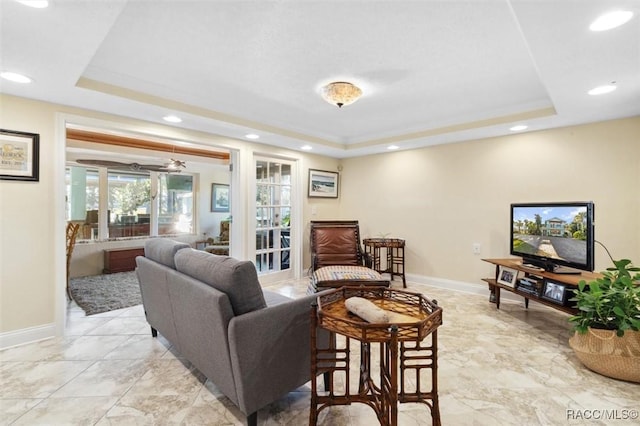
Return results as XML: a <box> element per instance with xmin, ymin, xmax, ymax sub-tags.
<box><xmin>0</xmin><ymin>323</ymin><xmax>55</xmax><ymax>350</ymax></box>
<box><xmin>405</xmin><ymin>273</ymin><xmax>523</xmax><ymax>303</ymax></box>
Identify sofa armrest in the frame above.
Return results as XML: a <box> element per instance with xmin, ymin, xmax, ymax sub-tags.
<box><xmin>227</xmin><ymin>293</ymin><xmax>322</xmax><ymax>416</ymax></box>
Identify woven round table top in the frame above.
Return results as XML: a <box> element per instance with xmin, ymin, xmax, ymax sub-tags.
<box><xmin>317</xmin><ymin>286</ymin><xmax>442</xmax><ymax>342</ymax></box>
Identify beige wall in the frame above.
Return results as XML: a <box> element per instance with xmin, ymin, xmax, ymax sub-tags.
<box><xmin>339</xmin><ymin>116</ymin><xmax>640</xmax><ymax>284</ymax></box>
<box><xmin>0</xmin><ymin>96</ymin><xmax>60</xmax><ymax>334</ymax></box>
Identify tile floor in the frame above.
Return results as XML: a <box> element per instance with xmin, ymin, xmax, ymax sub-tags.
<box><xmin>1</xmin><ymin>279</ymin><xmax>638</xmax><ymax>425</ymax></box>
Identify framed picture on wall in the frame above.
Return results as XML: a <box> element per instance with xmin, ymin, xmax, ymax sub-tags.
<box><xmin>211</xmin><ymin>183</ymin><xmax>230</xmax><ymax>212</ymax></box>
<box><xmin>308</xmin><ymin>169</ymin><xmax>339</xmax><ymax>198</ymax></box>
<box><xmin>0</xmin><ymin>129</ymin><xmax>40</xmax><ymax>182</ymax></box>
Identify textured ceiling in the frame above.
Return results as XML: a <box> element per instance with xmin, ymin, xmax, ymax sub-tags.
<box><xmin>1</xmin><ymin>0</ymin><xmax>639</xmax><ymax>158</ymax></box>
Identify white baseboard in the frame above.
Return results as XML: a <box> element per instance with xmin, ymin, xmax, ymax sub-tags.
<box><xmin>0</xmin><ymin>323</ymin><xmax>55</xmax><ymax>350</ymax></box>
<box><xmin>405</xmin><ymin>273</ymin><xmax>522</xmax><ymax>302</ymax></box>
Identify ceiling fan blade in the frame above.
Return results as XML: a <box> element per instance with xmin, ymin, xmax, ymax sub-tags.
<box><xmin>76</xmin><ymin>159</ymin><xmax>131</xmax><ymax>168</ymax></box>
<box><xmin>77</xmin><ymin>159</ymin><xmax>181</xmax><ymax>173</ymax></box>
<box><xmin>137</xmin><ymin>164</ymin><xmax>181</xmax><ymax>173</ymax></box>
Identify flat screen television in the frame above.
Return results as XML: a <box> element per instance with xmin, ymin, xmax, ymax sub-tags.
<box><xmin>510</xmin><ymin>201</ymin><xmax>595</xmax><ymax>273</ymax></box>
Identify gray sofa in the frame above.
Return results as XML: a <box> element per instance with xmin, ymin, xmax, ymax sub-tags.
<box><xmin>136</xmin><ymin>239</ymin><xmax>326</xmax><ymax>426</ymax></box>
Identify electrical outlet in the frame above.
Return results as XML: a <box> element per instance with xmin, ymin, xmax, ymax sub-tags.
<box><xmin>472</xmin><ymin>243</ymin><xmax>481</xmax><ymax>255</ymax></box>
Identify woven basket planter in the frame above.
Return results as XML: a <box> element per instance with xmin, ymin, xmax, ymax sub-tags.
<box><xmin>569</xmin><ymin>328</ymin><xmax>640</xmax><ymax>383</ymax></box>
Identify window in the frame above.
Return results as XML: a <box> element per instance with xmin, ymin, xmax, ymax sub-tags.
<box><xmin>108</xmin><ymin>171</ymin><xmax>151</xmax><ymax>237</ymax></box>
<box><xmin>158</xmin><ymin>174</ymin><xmax>193</xmax><ymax>235</ymax></box>
<box><xmin>66</xmin><ymin>165</ymin><xmax>194</xmax><ymax>240</ymax></box>
<box><xmin>65</xmin><ymin>166</ymin><xmax>99</xmax><ymax>240</ymax></box>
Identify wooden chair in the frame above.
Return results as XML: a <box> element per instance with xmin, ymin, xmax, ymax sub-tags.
<box><xmin>308</xmin><ymin>221</ymin><xmax>389</xmax><ymax>292</ymax></box>
<box><xmin>66</xmin><ymin>222</ymin><xmax>81</xmax><ymax>300</ymax></box>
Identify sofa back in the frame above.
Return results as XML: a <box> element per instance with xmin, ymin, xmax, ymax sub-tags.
<box><xmin>175</xmin><ymin>248</ymin><xmax>266</xmax><ymax>316</ymax></box>
<box><xmin>137</xmin><ymin>240</ymin><xmax>240</xmax><ymax>406</ymax></box>
<box><xmin>163</xmin><ymin>267</ymin><xmax>238</xmax><ymax>404</ymax></box>
<box><xmin>144</xmin><ymin>238</ymin><xmax>190</xmax><ymax>268</ymax></box>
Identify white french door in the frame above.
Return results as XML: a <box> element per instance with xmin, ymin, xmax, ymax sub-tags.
<box><xmin>253</xmin><ymin>156</ymin><xmax>296</xmax><ymax>281</ymax></box>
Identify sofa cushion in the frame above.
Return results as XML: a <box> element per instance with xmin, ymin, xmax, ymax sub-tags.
<box><xmin>174</xmin><ymin>249</ymin><xmax>267</xmax><ymax>316</ymax></box>
<box><xmin>144</xmin><ymin>239</ymin><xmax>191</xmax><ymax>269</ymax></box>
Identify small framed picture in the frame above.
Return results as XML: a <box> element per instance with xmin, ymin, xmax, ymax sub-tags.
<box><xmin>542</xmin><ymin>280</ymin><xmax>567</xmax><ymax>305</ymax></box>
<box><xmin>0</xmin><ymin>129</ymin><xmax>40</xmax><ymax>182</ymax></box>
<box><xmin>308</xmin><ymin>169</ymin><xmax>339</xmax><ymax>198</ymax></box>
<box><xmin>211</xmin><ymin>183</ymin><xmax>230</xmax><ymax>212</ymax></box>
<box><xmin>497</xmin><ymin>266</ymin><xmax>519</xmax><ymax>287</ymax></box>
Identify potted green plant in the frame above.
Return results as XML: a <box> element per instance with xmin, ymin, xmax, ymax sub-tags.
<box><xmin>568</xmin><ymin>258</ymin><xmax>640</xmax><ymax>382</ymax></box>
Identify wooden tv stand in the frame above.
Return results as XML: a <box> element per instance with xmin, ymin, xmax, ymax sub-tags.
<box><xmin>481</xmin><ymin>258</ymin><xmax>601</xmax><ymax>315</ymax></box>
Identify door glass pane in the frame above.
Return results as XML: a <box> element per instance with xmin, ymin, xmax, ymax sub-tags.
<box><xmin>255</xmin><ymin>158</ymin><xmax>292</xmax><ymax>274</ymax></box>
<box><xmin>281</xmin><ymin>164</ymin><xmax>291</xmax><ymax>184</ymax></box>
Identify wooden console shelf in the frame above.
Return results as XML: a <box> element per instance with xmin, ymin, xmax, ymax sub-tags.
<box><xmin>481</xmin><ymin>258</ymin><xmax>601</xmax><ymax>315</ymax></box>
<box><xmin>103</xmin><ymin>247</ymin><xmax>145</xmax><ymax>274</ymax></box>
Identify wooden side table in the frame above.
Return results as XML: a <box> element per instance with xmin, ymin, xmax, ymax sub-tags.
<box><xmin>103</xmin><ymin>247</ymin><xmax>144</xmax><ymax>274</ymax></box>
<box><xmin>310</xmin><ymin>287</ymin><xmax>442</xmax><ymax>426</ymax></box>
<box><xmin>363</xmin><ymin>238</ymin><xmax>406</xmax><ymax>287</ymax></box>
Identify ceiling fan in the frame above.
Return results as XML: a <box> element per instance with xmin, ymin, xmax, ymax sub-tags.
<box><xmin>76</xmin><ymin>158</ymin><xmax>185</xmax><ymax>173</ymax></box>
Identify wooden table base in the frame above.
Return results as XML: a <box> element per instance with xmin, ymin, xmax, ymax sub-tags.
<box><xmin>310</xmin><ymin>304</ymin><xmax>441</xmax><ymax>426</ymax></box>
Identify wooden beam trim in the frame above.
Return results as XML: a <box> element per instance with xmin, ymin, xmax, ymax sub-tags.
<box><xmin>67</xmin><ymin>129</ymin><xmax>230</xmax><ymax>161</ymax></box>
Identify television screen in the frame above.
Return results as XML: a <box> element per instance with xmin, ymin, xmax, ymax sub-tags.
<box><xmin>510</xmin><ymin>202</ymin><xmax>594</xmax><ymax>272</ymax></box>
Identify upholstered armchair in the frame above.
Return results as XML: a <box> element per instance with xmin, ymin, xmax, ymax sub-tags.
<box><xmin>310</xmin><ymin>220</ymin><xmax>371</xmax><ymax>271</ymax></box>
<box><xmin>205</xmin><ymin>219</ymin><xmax>230</xmax><ymax>255</ymax></box>
<box><xmin>308</xmin><ymin>221</ymin><xmax>388</xmax><ymax>292</ymax></box>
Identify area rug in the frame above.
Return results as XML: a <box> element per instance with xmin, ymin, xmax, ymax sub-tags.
<box><xmin>69</xmin><ymin>271</ymin><xmax>142</xmax><ymax>316</ymax></box>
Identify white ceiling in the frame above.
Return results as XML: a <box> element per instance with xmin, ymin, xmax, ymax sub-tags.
<box><xmin>1</xmin><ymin>0</ymin><xmax>639</xmax><ymax>159</ymax></box>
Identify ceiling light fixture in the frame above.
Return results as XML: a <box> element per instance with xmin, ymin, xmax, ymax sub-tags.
<box><xmin>321</xmin><ymin>81</ymin><xmax>362</xmax><ymax>108</ymax></box>
<box><xmin>387</xmin><ymin>145</ymin><xmax>399</xmax><ymax>150</ymax></box>
<box><xmin>588</xmin><ymin>84</ymin><xmax>617</xmax><ymax>95</ymax></box>
<box><xmin>245</xmin><ymin>133</ymin><xmax>260</xmax><ymax>139</ymax></box>
<box><xmin>301</xmin><ymin>145</ymin><xmax>312</xmax><ymax>151</ymax></box>
<box><xmin>510</xmin><ymin>125</ymin><xmax>528</xmax><ymax>131</ymax></box>
<box><xmin>590</xmin><ymin>10</ymin><xmax>634</xmax><ymax>31</ymax></box>
<box><xmin>163</xmin><ymin>115</ymin><xmax>182</xmax><ymax>123</ymax></box>
<box><xmin>1</xmin><ymin>71</ymin><xmax>32</xmax><ymax>83</ymax></box>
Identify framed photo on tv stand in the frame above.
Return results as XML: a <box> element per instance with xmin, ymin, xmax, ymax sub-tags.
<box><xmin>541</xmin><ymin>280</ymin><xmax>568</xmax><ymax>305</ymax></box>
<box><xmin>497</xmin><ymin>266</ymin><xmax>519</xmax><ymax>288</ymax></box>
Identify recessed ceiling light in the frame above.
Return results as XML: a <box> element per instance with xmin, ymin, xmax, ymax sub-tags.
<box><xmin>588</xmin><ymin>84</ymin><xmax>617</xmax><ymax>95</ymax></box>
<box><xmin>387</xmin><ymin>145</ymin><xmax>399</xmax><ymax>150</ymax></box>
<box><xmin>245</xmin><ymin>134</ymin><xmax>260</xmax><ymax>139</ymax></box>
<box><xmin>0</xmin><ymin>71</ymin><xmax>32</xmax><ymax>83</ymax></box>
<box><xmin>16</xmin><ymin>0</ymin><xmax>49</xmax><ymax>8</ymax></box>
<box><xmin>510</xmin><ymin>125</ymin><xmax>528</xmax><ymax>132</ymax></box>
<box><xmin>163</xmin><ymin>115</ymin><xmax>182</xmax><ymax>123</ymax></box>
<box><xmin>301</xmin><ymin>145</ymin><xmax>312</xmax><ymax>151</ymax></box>
<box><xmin>590</xmin><ymin>10</ymin><xmax>634</xmax><ymax>31</ymax></box>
